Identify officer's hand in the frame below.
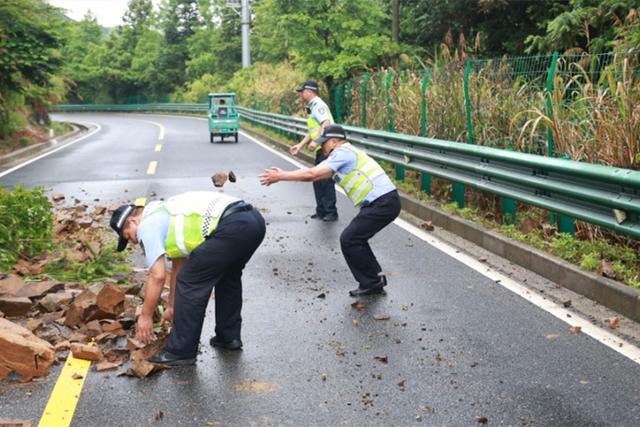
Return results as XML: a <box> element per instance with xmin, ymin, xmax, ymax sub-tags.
<box><xmin>161</xmin><ymin>307</ymin><xmax>174</xmax><ymax>325</ymax></box>
<box><xmin>308</xmin><ymin>141</ymin><xmax>318</xmax><ymax>151</ymax></box>
<box><xmin>136</xmin><ymin>314</ymin><xmax>154</xmax><ymax>344</ymax></box>
<box><xmin>259</xmin><ymin>167</ymin><xmax>282</xmax><ymax>186</ymax></box>
<box><xmin>290</xmin><ymin>144</ymin><xmax>301</xmax><ymax>156</ymax></box>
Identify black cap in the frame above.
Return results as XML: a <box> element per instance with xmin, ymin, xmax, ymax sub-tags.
<box><xmin>110</xmin><ymin>204</ymin><xmax>136</xmax><ymax>251</ymax></box>
<box><xmin>295</xmin><ymin>80</ymin><xmax>319</xmax><ymax>92</ymax></box>
<box><xmin>315</xmin><ymin>124</ymin><xmax>347</xmax><ymax>145</ymax></box>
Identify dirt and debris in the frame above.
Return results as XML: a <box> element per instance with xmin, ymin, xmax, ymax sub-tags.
<box><xmin>607</xmin><ymin>317</ymin><xmax>620</xmax><ymax>329</ymax></box>
<box><xmin>0</xmin><ymin>418</ymin><xmax>34</xmax><ymax>427</ymax></box>
<box><xmin>228</xmin><ymin>170</ymin><xmax>237</xmax><ymax>183</ymax></box>
<box><xmin>421</xmin><ymin>221</ymin><xmax>434</xmax><ymax>231</ymax></box>
<box><xmin>0</xmin><ymin>199</ymin><xmax>170</xmax><ymax>383</ymax></box>
<box><xmin>569</xmin><ymin>326</ymin><xmax>582</xmax><ymax>334</ymax></box>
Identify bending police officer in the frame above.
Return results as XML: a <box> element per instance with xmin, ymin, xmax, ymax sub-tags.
<box><xmin>109</xmin><ymin>191</ymin><xmax>265</xmax><ymax>365</ymax></box>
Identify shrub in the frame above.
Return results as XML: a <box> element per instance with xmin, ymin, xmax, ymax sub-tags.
<box><xmin>0</xmin><ymin>186</ymin><xmax>53</xmax><ymax>271</ymax></box>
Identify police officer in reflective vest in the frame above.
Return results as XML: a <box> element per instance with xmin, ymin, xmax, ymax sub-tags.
<box><xmin>289</xmin><ymin>80</ymin><xmax>338</xmax><ymax>222</ymax></box>
<box><xmin>261</xmin><ymin>125</ymin><xmax>401</xmax><ymax>296</ymax></box>
<box><xmin>109</xmin><ymin>191</ymin><xmax>265</xmax><ymax>365</ymax></box>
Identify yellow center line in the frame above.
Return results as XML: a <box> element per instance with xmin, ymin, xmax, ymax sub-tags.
<box><xmin>147</xmin><ymin>161</ymin><xmax>158</xmax><ymax>175</ymax></box>
<box><xmin>38</xmin><ymin>353</ymin><xmax>92</xmax><ymax>427</ymax></box>
<box><xmin>129</xmin><ymin>119</ymin><xmax>165</xmax><ymax>141</ymax></box>
<box><xmin>154</xmin><ymin>144</ymin><xmax>162</xmax><ymax>152</ymax></box>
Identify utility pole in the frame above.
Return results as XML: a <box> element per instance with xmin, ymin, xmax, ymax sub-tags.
<box><xmin>391</xmin><ymin>0</ymin><xmax>399</xmax><ymax>43</ymax></box>
<box><xmin>226</xmin><ymin>0</ymin><xmax>251</xmax><ymax>68</ymax></box>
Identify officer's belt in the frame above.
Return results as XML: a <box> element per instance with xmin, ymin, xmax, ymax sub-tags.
<box><xmin>219</xmin><ymin>201</ymin><xmax>253</xmax><ymax>222</ymax></box>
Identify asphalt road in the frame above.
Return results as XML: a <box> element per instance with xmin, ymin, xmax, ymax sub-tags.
<box><xmin>1</xmin><ymin>113</ymin><xmax>639</xmax><ymax>426</ymax></box>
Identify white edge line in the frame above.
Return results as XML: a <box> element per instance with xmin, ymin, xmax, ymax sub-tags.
<box><xmin>0</xmin><ymin>122</ymin><xmax>102</xmax><ymax>179</ymax></box>
<box><xmin>240</xmin><ymin>129</ymin><xmax>640</xmax><ymax>366</ymax></box>
<box><xmin>76</xmin><ymin>113</ymin><xmax>640</xmax><ymax>366</ymax></box>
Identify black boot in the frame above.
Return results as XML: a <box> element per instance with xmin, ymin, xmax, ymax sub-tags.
<box><xmin>349</xmin><ymin>275</ymin><xmax>387</xmax><ymax>297</ymax></box>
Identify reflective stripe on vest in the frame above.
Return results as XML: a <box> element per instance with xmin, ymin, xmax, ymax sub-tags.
<box><xmin>336</xmin><ymin>144</ymin><xmax>386</xmax><ymax>206</ymax></box>
<box><xmin>142</xmin><ymin>192</ymin><xmax>240</xmax><ymax>258</ymax></box>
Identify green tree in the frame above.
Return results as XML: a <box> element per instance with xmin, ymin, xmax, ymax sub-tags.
<box><xmin>252</xmin><ymin>0</ymin><xmax>404</xmax><ymax>88</ymax></box>
<box><xmin>525</xmin><ymin>0</ymin><xmax>640</xmax><ymax>53</ymax></box>
<box><xmin>400</xmin><ymin>0</ymin><xmax>567</xmax><ymax>56</ymax></box>
<box><xmin>0</xmin><ymin>0</ymin><xmax>65</xmax><ymax>136</ymax></box>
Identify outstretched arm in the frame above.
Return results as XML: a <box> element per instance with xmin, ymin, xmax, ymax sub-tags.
<box><xmin>260</xmin><ymin>164</ymin><xmax>333</xmax><ymax>186</ymax></box>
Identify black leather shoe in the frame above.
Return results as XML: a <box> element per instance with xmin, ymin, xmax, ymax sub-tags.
<box><xmin>210</xmin><ymin>336</ymin><xmax>243</xmax><ymax>350</ymax></box>
<box><xmin>148</xmin><ymin>350</ymin><xmax>196</xmax><ymax>366</ymax></box>
<box><xmin>322</xmin><ymin>214</ymin><xmax>338</xmax><ymax>222</ymax></box>
<box><xmin>349</xmin><ymin>276</ymin><xmax>387</xmax><ymax>297</ymax></box>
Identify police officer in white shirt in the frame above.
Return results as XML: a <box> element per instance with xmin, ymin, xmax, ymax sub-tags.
<box><xmin>289</xmin><ymin>80</ymin><xmax>338</xmax><ymax>221</ymax></box>
<box><xmin>261</xmin><ymin>125</ymin><xmax>400</xmax><ymax>297</ymax></box>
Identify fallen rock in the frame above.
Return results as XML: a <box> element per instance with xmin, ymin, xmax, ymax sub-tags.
<box><xmin>373</xmin><ymin>314</ymin><xmax>390</xmax><ymax>321</ymax></box>
<box><xmin>101</xmin><ymin>320</ymin><xmax>123</xmax><ymax>333</ymax></box>
<box><xmin>16</xmin><ymin>281</ymin><xmax>65</xmax><ymax>299</ymax></box>
<box><xmin>0</xmin><ymin>318</ymin><xmax>55</xmax><ymax>380</ymax></box>
<box><xmin>0</xmin><ymin>296</ymin><xmax>33</xmax><ymax>317</ymax></box>
<box><xmin>39</xmin><ymin>291</ymin><xmax>76</xmax><ymax>313</ymax></box>
<box><xmin>64</xmin><ymin>290</ymin><xmax>97</xmax><ymax>328</ymax></box>
<box><xmin>211</xmin><ymin>172</ymin><xmax>227</xmax><ymax>188</ymax></box>
<box><xmin>26</xmin><ymin>319</ymin><xmax>43</xmax><ymax>332</ymax></box>
<box><xmin>0</xmin><ymin>275</ymin><xmax>27</xmax><ymax>296</ymax></box>
<box><xmin>70</xmin><ymin>343</ymin><xmax>103</xmax><ymax>361</ymax></box>
<box><xmin>96</xmin><ymin>284</ymin><xmax>125</xmax><ymax>317</ymax></box>
<box><xmin>607</xmin><ymin>317</ymin><xmax>620</xmax><ymax>329</ymax></box>
<box><xmin>228</xmin><ymin>170</ymin><xmax>236</xmax><ymax>183</ymax></box>
<box><xmin>80</xmin><ymin>320</ymin><xmax>102</xmax><ymax>338</ymax></box>
<box><xmin>421</xmin><ymin>221</ymin><xmax>434</xmax><ymax>231</ymax></box>
<box><xmin>95</xmin><ymin>361</ymin><xmax>122</xmax><ymax>372</ymax></box>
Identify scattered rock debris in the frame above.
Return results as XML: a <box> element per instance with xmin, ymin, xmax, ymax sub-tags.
<box><xmin>0</xmin><ymin>198</ymin><xmax>171</xmax><ymax>382</ymax></box>
<box><xmin>211</xmin><ymin>172</ymin><xmax>228</xmax><ymax>187</ymax></box>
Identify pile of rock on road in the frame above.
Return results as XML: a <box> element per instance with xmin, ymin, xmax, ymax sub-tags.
<box><xmin>0</xmin><ymin>198</ymin><xmax>170</xmax><ymax>383</ymax></box>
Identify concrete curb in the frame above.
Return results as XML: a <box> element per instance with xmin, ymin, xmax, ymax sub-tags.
<box><xmin>242</xmin><ymin>124</ymin><xmax>640</xmax><ymax>323</ymax></box>
<box><xmin>0</xmin><ymin>123</ymin><xmax>87</xmax><ymax>168</ymax></box>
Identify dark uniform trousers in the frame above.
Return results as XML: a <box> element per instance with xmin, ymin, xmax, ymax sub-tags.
<box><xmin>340</xmin><ymin>190</ymin><xmax>401</xmax><ymax>288</ymax></box>
<box><xmin>313</xmin><ymin>149</ymin><xmax>338</xmax><ymax>217</ymax></box>
<box><xmin>166</xmin><ymin>207</ymin><xmax>266</xmax><ymax>358</ymax></box>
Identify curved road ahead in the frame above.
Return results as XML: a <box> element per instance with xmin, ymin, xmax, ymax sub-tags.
<box><xmin>1</xmin><ymin>113</ymin><xmax>639</xmax><ymax>426</ymax></box>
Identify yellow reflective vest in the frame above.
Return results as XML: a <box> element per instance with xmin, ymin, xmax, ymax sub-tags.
<box><xmin>143</xmin><ymin>192</ymin><xmax>239</xmax><ymax>258</ymax></box>
<box><xmin>334</xmin><ymin>144</ymin><xmax>387</xmax><ymax>206</ymax></box>
<box><xmin>306</xmin><ymin>98</ymin><xmax>334</xmax><ymax>151</ymax></box>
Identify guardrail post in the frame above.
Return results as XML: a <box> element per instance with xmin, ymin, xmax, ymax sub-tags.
<box><xmin>557</xmin><ymin>155</ymin><xmax>576</xmax><ymax>235</ymax></box>
<box><xmin>360</xmin><ymin>73</ymin><xmax>370</xmax><ymax>127</ymax></box>
<box><xmin>420</xmin><ymin>70</ymin><xmax>431</xmax><ymax>195</ymax></box>
<box><xmin>545</xmin><ymin>51</ymin><xmax>559</xmax><ymax>158</ymax></box>
<box><xmin>334</xmin><ymin>84</ymin><xmax>343</xmax><ymax>123</ymax></box>
<box><xmin>452</xmin><ymin>58</ymin><xmax>475</xmax><ymax>207</ymax></box>
<box><xmin>386</xmin><ymin>70</ymin><xmax>404</xmax><ymax>181</ymax></box>
<box><xmin>463</xmin><ymin>58</ymin><xmax>475</xmax><ymax>145</ymax></box>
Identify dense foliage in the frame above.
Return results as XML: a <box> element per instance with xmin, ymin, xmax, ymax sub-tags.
<box><xmin>1</xmin><ymin>0</ymin><xmax>638</xmax><ymax>147</ymax></box>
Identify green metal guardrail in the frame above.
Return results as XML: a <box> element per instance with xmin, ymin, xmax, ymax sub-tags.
<box><xmin>53</xmin><ymin>103</ymin><xmax>640</xmax><ymax>239</ymax></box>
<box><xmin>53</xmin><ymin>103</ymin><xmax>208</xmax><ymax>113</ymax></box>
